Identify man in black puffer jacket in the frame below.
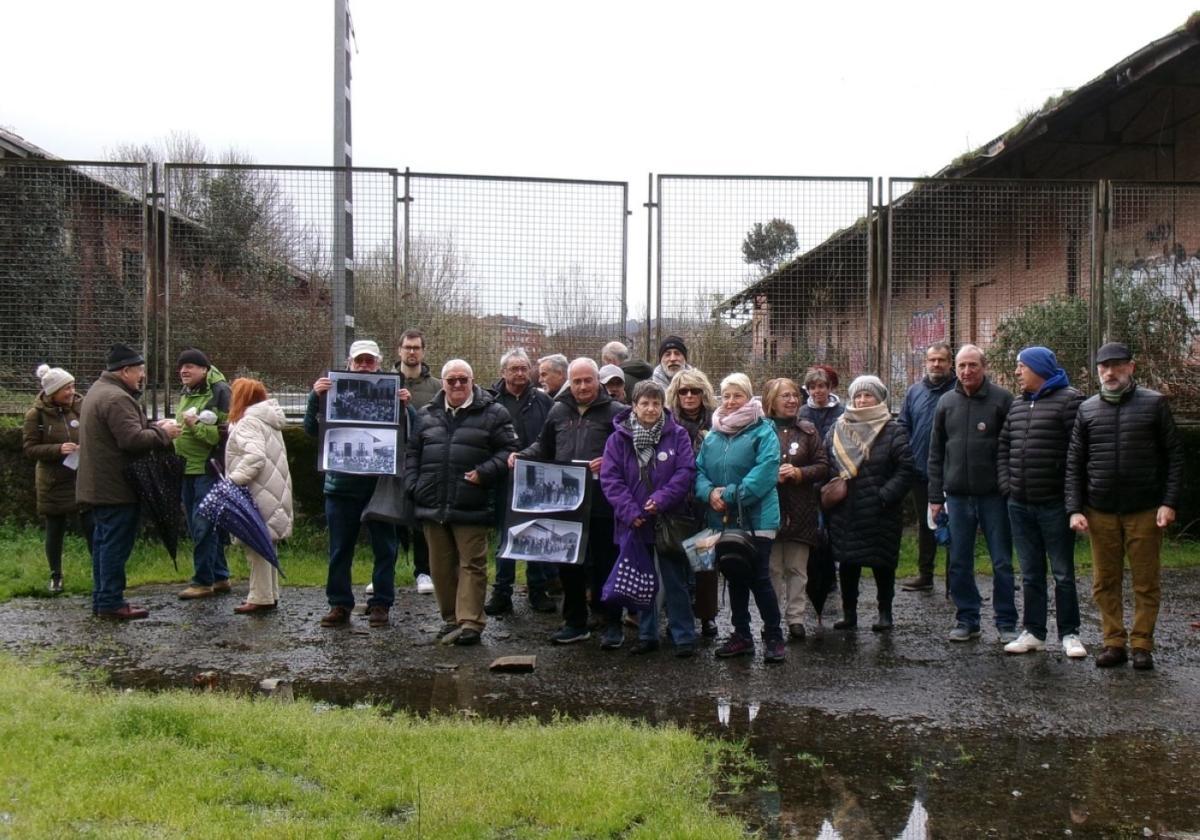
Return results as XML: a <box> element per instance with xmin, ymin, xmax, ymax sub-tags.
<box><xmin>997</xmin><ymin>346</ymin><xmax>1086</xmax><ymax>659</ymax></box>
<box><xmin>406</xmin><ymin>359</ymin><xmax>519</xmax><ymax>646</ymax></box>
<box><xmin>1066</xmin><ymin>342</ymin><xmax>1183</xmax><ymax>672</ymax></box>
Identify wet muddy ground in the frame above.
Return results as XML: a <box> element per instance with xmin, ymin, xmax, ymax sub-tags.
<box><xmin>2</xmin><ymin>570</ymin><xmax>1199</xmax><ymax>838</ymax></box>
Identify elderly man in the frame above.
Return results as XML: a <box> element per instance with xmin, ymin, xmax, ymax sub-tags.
<box><xmin>305</xmin><ymin>339</ymin><xmax>400</xmax><ymax>628</ymax></box>
<box><xmin>407</xmin><ymin>360</ymin><xmax>518</xmax><ymax>645</ymax></box>
<box><xmin>651</xmin><ymin>335</ymin><xmax>692</xmax><ymax>388</ymax></box>
<box><xmin>486</xmin><ymin>349</ymin><xmax>556</xmax><ymax>615</ymax></box>
<box><xmin>998</xmin><ymin>346</ymin><xmax>1086</xmax><ymax>658</ymax></box>
<box><xmin>601</xmin><ymin>340</ymin><xmax>653</xmax><ymax>393</ymax></box>
<box><xmin>538</xmin><ymin>353</ymin><xmax>570</xmax><ymax>398</ymax></box>
<box><xmin>77</xmin><ymin>343</ymin><xmax>181</xmax><ymax>620</ymax></box>
<box><xmin>897</xmin><ymin>341</ymin><xmax>956</xmax><ymax>592</ymax></box>
<box><xmin>512</xmin><ymin>357</ymin><xmax>625</xmax><ymax>647</ymax></box>
<box><xmin>393</xmin><ymin>328</ymin><xmax>437</xmax><ymax>594</ymax></box>
<box><xmin>1067</xmin><ymin>342</ymin><xmax>1183</xmax><ymax>671</ymax></box>
<box><xmin>927</xmin><ymin>344</ymin><xmax>1017</xmax><ymax>644</ymax></box>
<box><xmin>173</xmin><ymin>347</ymin><xmax>233</xmax><ymax>600</ymax></box>
<box><xmin>598</xmin><ymin>364</ymin><xmax>627</xmax><ymax>403</ymax></box>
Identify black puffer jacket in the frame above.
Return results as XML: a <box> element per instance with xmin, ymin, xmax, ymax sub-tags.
<box><xmin>405</xmin><ymin>386</ymin><xmax>519</xmax><ymax>525</ymax></box>
<box><xmin>998</xmin><ymin>386</ymin><xmax>1084</xmax><ymax>504</ymax></box>
<box><xmin>519</xmin><ymin>388</ymin><xmax>624</xmax><ymax>518</ymax></box>
<box><xmin>927</xmin><ymin>378</ymin><xmax>1012</xmax><ymax>500</ymax></box>
<box><xmin>1065</xmin><ymin>385</ymin><xmax>1183</xmax><ymax>515</ymax></box>
<box><xmin>825</xmin><ymin>421</ymin><xmax>914</xmax><ymax>569</ymax></box>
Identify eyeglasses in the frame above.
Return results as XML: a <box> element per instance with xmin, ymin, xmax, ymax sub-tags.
<box><xmin>677</xmin><ymin>388</ymin><xmax>702</xmax><ymax>396</ymax></box>
<box><xmin>400</xmin><ymin>345</ymin><xmax>423</xmax><ymax>352</ymax></box>
<box><xmin>444</xmin><ymin>376</ymin><xmax>470</xmax><ymax>386</ymax></box>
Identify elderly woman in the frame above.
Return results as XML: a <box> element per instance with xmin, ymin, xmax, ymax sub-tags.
<box><xmin>695</xmin><ymin>373</ymin><xmax>785</xmax><ymax>663</ymax></box>
<box><xmin>600</xmin><ymin>380</ymin><xmax>698</xmax><ymax>656</ymax></box>
<box><xmin>225</xmin><ymin>378</ymin><xmax>293</xmax><ymax>614</ymax></box>
<box><xmin>824</xmin><ymin>375</ymin><xmax>914</xmax><ymax>632</ymax></box>
<box><xmin>799</xmin><ymin>365</ymin><xmax>845</xmax><ymax>444</ymax></box>
<box><xmin>762</xmin><ymin>378</ymin><xmax>829</xmax><ymax>640</ymax></box>
<box><xmin>23</xmin><ymin>364</ymin><xmax>92</xmax><ymax>593</ymax></box>
<box><xmin>666</xmin><ymin>368</ymin><xmax>720</xmax><ymax>637</ymax></box>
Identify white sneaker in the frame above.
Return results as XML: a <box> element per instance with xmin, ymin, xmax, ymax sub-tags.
<box><xmin>365</xmin><ymin>582</ymin><xmax>374</xmax><ymax>595</ymax></box>
<box><xmin>1062</xmin><ymin>634</ymin><xmax>1087</xmax><ymax>659</ymax></box>
<box><xmin>1004</xmin><ymin>630</ymin><xmax>1046</xmax><ymax>654</ymax></box>
<box><xmin>416</xmin><ymin>573</ymin><xmax>435</xmax><ymax>594</ymax></box>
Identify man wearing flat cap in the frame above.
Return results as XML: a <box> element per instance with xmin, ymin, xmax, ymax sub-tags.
<box><xmin>1066</xmin><ymin>341</ymin><xmax>1183</xmax><ymax>671</ymax></box>
<box><xmin>77</xmin><ymin>343</ymin><xmax>182</xmax><ymax>620</ymax></box>
<box><xmin>174</xmin><ymin>347</ymin><xmax>232</xmax><ymax>600</ymax></box>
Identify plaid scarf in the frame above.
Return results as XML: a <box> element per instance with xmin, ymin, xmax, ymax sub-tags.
<box><xmin>629</xmin><ymin>414</ymin><xmax>664</xmax><ymax>467</ymax></box>
<box><xmin>830</xmin><ymin>402</ymin><xmax>890</xmax><ymax>479</ymax></box>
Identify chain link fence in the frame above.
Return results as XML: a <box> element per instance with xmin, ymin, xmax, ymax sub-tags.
<box><xmin>400</xmin><ymin>173</ymin><xmax>629</xmax><ymax>382</ymax></box>
<box><xmin>886</xmin><ymin>178</ymin><xmax>1097</xmax><ymax>408</ymax></box>
<box><xmin>656</xmin><ymin>175</ymin><xmax>873</xmax><ymax>390</ymax></box>
<box><xmin>0</xmin><ymin>159</ymin><xmax>148</xmax><ymax>411</ymax></box>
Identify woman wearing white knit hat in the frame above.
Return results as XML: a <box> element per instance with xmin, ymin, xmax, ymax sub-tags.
<box><xmin>22</xmin><ymin>364</ymin><xmax>92</xmax><ymax>592</ymax></box>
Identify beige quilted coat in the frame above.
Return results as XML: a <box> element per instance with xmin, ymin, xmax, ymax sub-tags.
<box><xmin>225</xmin><ymin>399</ymin><xmax>293</xmax><ymax>540</ymax></box>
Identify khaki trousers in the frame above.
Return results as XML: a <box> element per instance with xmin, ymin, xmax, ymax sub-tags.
<box><xmin>423</xmin><ymin>522</ymin><xmax>490</xmax><ymax>631</ymax></box>
<box><xmin>769</xmin><ymin>540</ymin><xmax>811</xmax><ymax>625</ymax></box>
<box><xmin>245</xmin><ymin>545</ymin><xmax>280</xmax><ymax>606</ymax></box>
<box><xmin>1086</xmin><ymin>507</ymin><xmax>1162</xmax><ymax>652</ymax></box>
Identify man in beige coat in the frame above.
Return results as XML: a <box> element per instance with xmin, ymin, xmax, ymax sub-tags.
<box><xmin>77</xmin><ymin>344</ymin><xmax>180</xmax><ymax>619</ymax></box>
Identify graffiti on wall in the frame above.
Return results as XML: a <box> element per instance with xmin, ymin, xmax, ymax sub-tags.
<box><xmin>908</xmin><ymin>304</ymin><xmax>947</xmax><ymax>351</ymax></box>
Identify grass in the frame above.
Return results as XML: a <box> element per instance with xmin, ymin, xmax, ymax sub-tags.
<box><xmin>0</xmin><ymin>654</ymin><xmax>748</xmax><ymax>838</ymax></box>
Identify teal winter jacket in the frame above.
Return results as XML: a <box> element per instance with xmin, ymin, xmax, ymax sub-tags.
<box><xmin>694</xmin><ymin>416</ymin><xmax>781</xmax><ymax>532</ymax></box>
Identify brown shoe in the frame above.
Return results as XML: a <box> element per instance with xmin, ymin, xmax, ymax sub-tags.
<box><xmin>320</xmin><ymin>605</ymin><xmax>351</xmax><ymax>627</ymax></box>
<box><xmin>1095</xmin><ymin>646</ymin><xmax>1128</xmax><ymax>668</ymax></box>
<box><xmin>1131</xmin><ymin>649</ymin><xmax>1155</xmax><ymax>671</ymax></box>
<box><xmin>178</xmin><ymin>585</ymin><xmax>215</xmax><ymax>600</ymax></box>
<box><xmin>367</xmin><ymin>606</ymin><xmax>390</xmax><ymax>627</ymax></box>
<box><xmin>212</xmin><ymin>579</ymin><xmax>232</xmax><ymax>594</ymax></box>
<box><xmin>96</xmin><ymin>605</ymin><xmax>150</xmax><ymax>621</ymax></box>
<box><xmin>900</xmin><ymin>574</ymin><xmax>933</xmax><ymax>592</ymax></box>
<box><xmin>234</xmin><ymin>601</ymin><xmax>276</xmax><ymax>615</ymax></box>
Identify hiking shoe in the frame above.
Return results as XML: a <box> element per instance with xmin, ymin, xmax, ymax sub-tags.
<box><xmin>789</xmin><ymin>623</ymin><xmax>807</xmax><ymax>640</ymax></box>
<box><xmin>528</xmin><ymin>590</ymin><xmax>557</xmax><ymax>613</ymax></box>
<box><xmin>416</xmin><ymin>574</ymin><xmax>435</xmax><ymax>594</ymax></box>
<box><xmin>1062</xmin><ymin>634</ymin><xmax>1087</xmax><ymax>659</ymax></box>
<box><xmin>484</xmin><ymin>593</ymin><xmax>513</xmax><ymax>616</ymax></box>
<box><xmin>367</xmin><ymin>606</ymin><xmax>389</xmax><ymax>627</ymax></box>
<box><xmin>234</xmin><ymin>601</ymin><xmax>276</xmax><ymax>615</ymax></box>
<box><xmin>714</xmin><ymin>634</ymin><xmax>754</xmax><ymax>658</ymax></box>
<box><xmin>1004</xmin><ymin>630</ymin><xmax>1046</xmax><ymax>653</ymax></box>
<box><xmin>550</xmin><ymin>626</ymin><xmax>591</xmax><ymax>644</ymax></box>
<box><xmin>600</xmin><ymin>625</ymin><xmax>624</xmax><ymax>650</ymax></box>
<box><xmin>630</xmin><ymin>639</ymin><xmax>659</xmax><ymax>655</ymax></box>
<box><xmin>320</xmin><ymin>606</ymin><xmax>351</xmax><ymax>627</ymax></box>
<box><xmin>212</xmin><ymin>579</ymin><xmax>232</xmax><ymax>594</ymax></box>
<box><xmin>997</xmin><ymin>628</ymin><xmax>1021</xmax><ymax>645</ymax></box>
<box><xmin>900</xmin><ymin>574</ymin><xmax>933</xmax><ymax>592</ymax></box>
<box><xmin>1095</xmin><ymin>646</ymin><xmax>1128</xmax><ymax>668</ymax></box>
<box><xmin>178</xmin><ymin>585</ymin><xmax>215</xmax><ymax>600</ymax></box>
<box><xmin>948</xmin><ymin>624</ymin><xmax>981</xmax><ymax>642</ymax></box>
<box><xmin>1131</xmin><ymin>649</ymin><xmax>1154</xmax><ymax>671</ymax></box>
<box><xmin>701</xmin><ymin>619</ymin><xmax>719</xmax><ymax>638</ymax></box>
<box><xmin>96</xmin><ymin>605</ymin><xmax>149</xmax><ymax>621</ymax></box>
<box><xmin>454</xmin><ymin>628</ymin><xmax>482</xmax><ymax>646</ymax></box>
<box><xmin>763</xmin><ymin>639</ymin><xmax>787</xmax><ymax>664</ymax></box>
<box><xmin>49</xmin><ymin>576</ymin><xmax>64</xmax><ymax>594</ymax></box>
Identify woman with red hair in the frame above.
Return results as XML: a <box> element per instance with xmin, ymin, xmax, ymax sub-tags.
<box><xmin>225</xmin><ymin>378</ymin><xmax>293</xmax><ymax>614</ymax></box>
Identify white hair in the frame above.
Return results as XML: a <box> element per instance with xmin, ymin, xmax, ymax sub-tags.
<box><xmin>500</xmin><ymin>348</ymin><xmax>531</xmax><ymax>371</ymax></box>
<box><xmin>568</xmin><ymin>357</ymin><xmax>599</xmax><ymax>377</ymax></box>
<box><xmin>538</xmin><ymin>353</ymin><xmax>568</xmax><ymax>376</ymax></box>
<box><xmin>601</xmin><ymin>341</ymin><xmax>629</xmax><ymax>364</ymax></box>
<box><xmin>441</xmin><ymin>358</ymin><xmax>474</xmax><ymax>378</ymax></box>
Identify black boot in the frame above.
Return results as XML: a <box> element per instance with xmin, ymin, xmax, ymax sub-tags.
<box><xmin>833</xmin><ymin>604</ymin><xmax>857</xmax><ymax>630</ymax></box>
<box><xmin>871</xmin><ymin>607</ymin><xmax>893</xmax><ymax>632</ymax></box>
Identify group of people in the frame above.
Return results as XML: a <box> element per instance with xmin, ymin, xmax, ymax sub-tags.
<box><xmin>23</xmin><ymin>329</ymin><xmax>1182</xmax><ymax>671</ymax></box>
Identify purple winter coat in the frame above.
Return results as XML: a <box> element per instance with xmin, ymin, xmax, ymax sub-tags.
<box><xmin>600</xmin><ymin>408</ymin><xmax>697</xmax><ymax>547</ymax></box>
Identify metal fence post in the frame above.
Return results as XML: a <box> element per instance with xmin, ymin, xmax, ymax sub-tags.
<box><xmin>645</xmin><ymin>173</ymin><xmax>655</xmax><ymax>361</ymax></box>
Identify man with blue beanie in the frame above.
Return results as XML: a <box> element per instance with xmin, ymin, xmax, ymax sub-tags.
<box><xmin>997</xmin><ymin>346</ymin><xmax>1086</xmax><ymax>658</ymax></box>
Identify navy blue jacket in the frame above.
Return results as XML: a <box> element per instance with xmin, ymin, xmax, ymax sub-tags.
<box><xmin>897</xmin><ymin>374</ymin><xmax>956</xmax><ymax>479</ymax></box>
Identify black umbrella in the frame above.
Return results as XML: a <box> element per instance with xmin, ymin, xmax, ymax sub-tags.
<box><xmin>123</xmin><ymin>450</ymin><xmax>187</xmax><ymax>567</ymax></box>
<box><xmin>197</xmin><ymin>477</ymin><xmax>282</xmax><ymax>574</ymax></box>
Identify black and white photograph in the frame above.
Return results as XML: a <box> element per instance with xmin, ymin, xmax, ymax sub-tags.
<box><xmin>501</xmin><ymin>519</ymin><xmax>583</xmax><ymax>565</ymax></box>
<box><xmin>322</xmin><ymin>427</ymin><xmax>398</xmax><ymax>475</ymax></box>
<box><xmin>512</xmin><ymin>458</ymin><xmax>586</xmax><ymax>513</ymax></box>
<box><xmin>325</xmin><ymin>371</ymin><xmax>401</xmax><ymax>425</ymax></box>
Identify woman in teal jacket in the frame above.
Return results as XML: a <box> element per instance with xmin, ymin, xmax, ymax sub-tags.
<box><xmin>695</xmin><ymin>373</ymin><xmax>785</xmax><ymax>664</ymax></box>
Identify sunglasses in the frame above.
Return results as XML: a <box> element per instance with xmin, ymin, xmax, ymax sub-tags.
<box><xmin>677</xmin><ymin>388</ymin><xmax>702</xmax><ymax>396</ymax></box>
<box><xmin>444</xmin><ymin>376</ymin><xmax>470</xmax><ymax>386</ymax></box>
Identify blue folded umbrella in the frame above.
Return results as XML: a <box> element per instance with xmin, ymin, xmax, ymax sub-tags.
<box><xmin>197</xmin><ymin>477</ymin><xmax>282</xmax><ymax>575</ymax></box>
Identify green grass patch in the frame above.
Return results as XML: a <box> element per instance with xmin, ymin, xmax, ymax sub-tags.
<box><xmin>0</xmin><ymin>654</ymin><xmax>748</xmax><ymax>837</ymax></box>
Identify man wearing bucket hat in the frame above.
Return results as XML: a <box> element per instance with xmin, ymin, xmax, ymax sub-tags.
<box><xmin>1066</xmin><ymin>341</ymin><xmax>1183</xmax><ymax>671</ymax></box>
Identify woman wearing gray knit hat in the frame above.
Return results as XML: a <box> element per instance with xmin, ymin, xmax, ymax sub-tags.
<box><xmin>22</xmin><ymin>364</ymin><xmax>92</xmax><ymax>593</ymax></box>
<box><xmin>823</xmin><ymin>375</ymin><xmax>914</xmax><ymax>632</ymax></box>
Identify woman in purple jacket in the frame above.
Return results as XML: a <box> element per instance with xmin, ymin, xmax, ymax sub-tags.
<box><xmin>600</xmin><ymin>380</ymin><xmax>699</xmax><ymax>656</ymax></box>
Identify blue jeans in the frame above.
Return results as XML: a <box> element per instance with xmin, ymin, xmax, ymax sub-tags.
<box><xmin>325</xmin><ymin>494</ymin><xmax>399</xmax><ymax>609</ymax></box>
<box><xmin>90</xmin><ymin>504</ymin><xmax>141</xmax><ymax>613</ymax></box>
<box><xmin>1008</xmin><ymin>499</ymin><xmax>1080</xmax><ymax>640</ymax></box>
<box><xmin>181</xmin><ymin>473</ymin><xmax>228</xmax><ymax>586</ymax></box>
<box><xmin>639</xmin><ymin>548</ymin><xmax>698</xmax><ymax>645</ymax></box>
<box><xmin>946</xmin><ymin>493</ymin><xmax>1017</xmax><ymax>631</ymax></box>
<box><xmin>727</xmin><ymin>537</ymin><xmax>782</xmax><ymax>643</ymax></box>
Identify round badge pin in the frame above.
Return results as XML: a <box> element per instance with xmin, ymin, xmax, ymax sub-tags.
<box><xmin>977</xmin><ymin>422</ymin><xmax>987</xmax><ymax>432</ymax></box>
<box><xmin>657</xmin><ymin>451</ymin><xmax>669</xmax><ymax>461</ymax></box>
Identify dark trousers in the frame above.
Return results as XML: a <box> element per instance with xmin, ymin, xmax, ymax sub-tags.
<box><xmin>90</xmin><ymin>504</ymin><xmax>140</xmax><ymax>613</ymax></box>
<box><xmin>398</xmin><ymin>526</ymin><xmax>430</xmax><ymax>578</ymax></box>
<box><xmin>325</xmin><ymin>494</ymin><xmax>399</xmax><ymax>609</ymax></box>
<box><xmin>909</xmin><ymin>480</ymin><xmax>938</xmax><ymax>578</ymax></box>
<box><xmin>840</xmin><ymin>563</ymin><xmax>896</xmax><ymax>613</ymax></box>
<box><xmin>727</xmin><ymin>537</ymin><xmax>783</xmax><ymax>643</ymax></box>
<box><xmin>560</xmin><ymin>521</ymin><xmax>619</xmax><ymax>630</ymax></box>
<box><xmin>45</xmin><ymin>510</ymin><xmax>94</xmax><ymax>578</ymax></box>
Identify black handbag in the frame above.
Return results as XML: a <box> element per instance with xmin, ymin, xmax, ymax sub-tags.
<box><xmin>361</xmin><ymin>473</ymin><xmax>414</xmax><ymax>526</ymax></box>
<box><xmin>639</xmin><ymin>463</ymin><xmax>700</xmax><ymax>558</ymax></box>
<box><xmin>715</xmin><ymin>490</ymin><xmax>757</xmax><ymax>582</ymax></box>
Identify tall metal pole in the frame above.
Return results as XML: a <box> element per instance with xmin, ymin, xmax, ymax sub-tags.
<box><xmin>332</xmin><ymin>0</ymin><xmax>354</xmax><ymax>365</ymax></box>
